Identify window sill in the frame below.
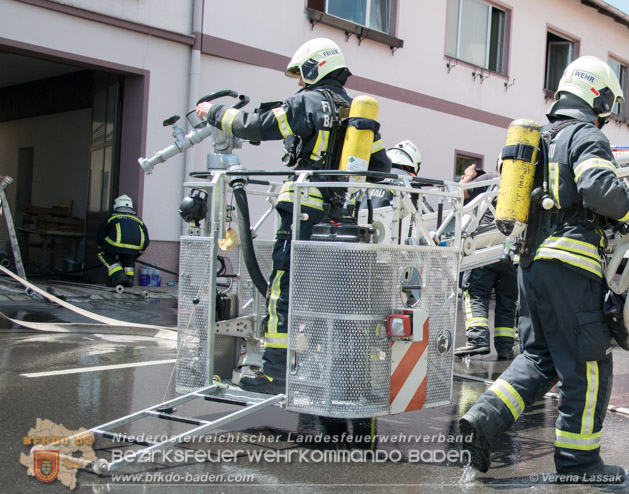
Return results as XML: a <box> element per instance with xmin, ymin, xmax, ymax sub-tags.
<box><xmin>443</xmin><ymin>56</ymin><xmax>507</xmax><ymax>79</ymax></box>
<box><xmin>305</xmin><ymin>8</ymin><xmax>403</xmax><ymax>50</ymax></box>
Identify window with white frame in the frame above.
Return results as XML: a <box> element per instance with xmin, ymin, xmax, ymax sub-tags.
<box><xmin>446</xmin><ymin>0</ymin><xmax>508</xmax><ymax>74</ymax></box>
<box><xmin>326</xmin><ymin>0</ymin><xmax>391</xmax><ymax>34</ymax></box>
<box><xmin>609</xmin><ymin>58</ymin><xmax>627</xmax><ymax>119</ymax></box>
<box><xmin>545</xmin><ymin>32</ymin><xmax>575</xmax><ymax>93</ymax></box>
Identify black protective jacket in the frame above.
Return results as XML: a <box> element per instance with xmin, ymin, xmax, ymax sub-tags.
<box><xmin>97</xmin><ymin>213</ymin><xmax>150</xmax><ymax>255</ymax></box>
<box><xmin>205</xmin><ymin>79</ymin><xmax>391</xmax><ymax>175</ymax></box>
<box><xmin>532</xmin><ymin>119</ymin><xmax>629</xmax><ymax>279</ymax></box>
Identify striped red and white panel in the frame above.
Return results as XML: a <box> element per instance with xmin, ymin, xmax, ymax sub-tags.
<box><xmin>612</xmin><ymin>147</ymin><xmax>629</xmax><ymax>167</ymax></box>
<box><xmin>389</xmin><ymin>317</ymin><xmax>429</xmax><ymax>414</ymax></box>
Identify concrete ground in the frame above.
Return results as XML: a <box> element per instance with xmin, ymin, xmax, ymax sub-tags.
<box><xmin>1</xmin><ymin>275</ymin><xmax>629</xmax><ymax>493</ymax></box>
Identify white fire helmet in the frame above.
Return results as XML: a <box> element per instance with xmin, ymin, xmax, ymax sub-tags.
<box><xmin>556</xmin><ymin>56</ymin><xmax>625</xmax><ymax>118</ymax></box>
<box><xmin>114</xmin><ymin>194</ymin><xmax>133</xmax><ymax>210</ymax></box>
<box><xmin>285</xmin><ymin>38</ymin><xmax>349</xmax><ymax>85</ymax></box>
<box><xmin>387</xmin><ymin>140</ymin><xmax>422</xmax><ymax>174</ymax></box>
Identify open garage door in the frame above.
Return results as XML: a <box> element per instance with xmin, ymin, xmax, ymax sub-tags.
<box><xmin>0</xmin><ymin>49</ymin><xmax>146</xmax><ymax>282</ymax></box>
<box><xmin>83</xmin><ymin>73</ymin><xmax>122</xmax><ymax>284</ymax></box>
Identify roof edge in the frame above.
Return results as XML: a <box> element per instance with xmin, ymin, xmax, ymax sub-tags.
<box><xmin>582</xmin><ymin>0</ymin><xmax>629</xmax><ymax>28</ymax></box>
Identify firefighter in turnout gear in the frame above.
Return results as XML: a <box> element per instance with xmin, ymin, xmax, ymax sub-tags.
<box><xmin>368</xmin><ymin>140</ymin><xmax>434</xmax><ymax>213</ymax></box>
<box><xmin>459</xmin><ymin>56</ymin><xmax>629</xmax><ymax>483</ymax></box>
<box><xmin>97</xmin><ymin>195</ymin><xmax>150</xmax><ymax>287</ymax></box>
<box><xmin>455</xmin><ymin>163</ymin><xmax>517</xmax><ymax>360</ymax></box>
<box><xmin>196</xmin><ymin>38</ymin><xmax>391</xmax><ymax>394</ymax></box>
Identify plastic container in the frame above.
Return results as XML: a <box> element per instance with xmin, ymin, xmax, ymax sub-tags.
<box><xmin>139</xmin><ymin>265</ymin><xmax>151</xmax><ymax>286</ymax></box>
<box><xmin>150</xmin><ymin>267</ymin><xmax>162</xmax><ymax>287</ymax></box>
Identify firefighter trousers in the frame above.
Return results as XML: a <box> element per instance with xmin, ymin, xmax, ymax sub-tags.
<box><xmin>461</xmin><ymin>261</ymin><xmax>517</xmax><ymax>352</ymax></box>
<box><xmin>463</xmin><ymin>261</ymin><xmax>612</xmax><ymax>473</ymax></box>
<box><xmin>261</xmin><ymin>205</ymin><xmax>321</xmax><ymax>381</ymax></box>
<box><xmin>98</xmin><ymin>248</ymin><xmax>140</xmax><ymax>278</ymax></box>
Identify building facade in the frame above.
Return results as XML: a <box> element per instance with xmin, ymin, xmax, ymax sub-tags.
<box><xmin>1</xmin><ymin>0</ymin><xmax>629</xmax><ymax>280</ymax></box>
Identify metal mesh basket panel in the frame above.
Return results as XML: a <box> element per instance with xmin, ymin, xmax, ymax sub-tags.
<box><xmin>286</xmin><ymin>242</ymin><xmax>457</xmax><ymax>417</ymax></box>
<box><xmin>176</xmin><ymin>236</ymin><xmax>214</xmax><ymax>394</ymax></box>
<box><xmin>175</xmin><ymin>237</ymin><xmax>274</xmax><ymax>394</ymax></box>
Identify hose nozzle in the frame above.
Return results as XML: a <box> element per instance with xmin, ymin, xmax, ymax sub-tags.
<box><xmin>138</xmin><ymin>157</ymin><xmax>156</xmax><ymax>175</ymax></box>
<box><xmin>0</xmin><ymin>176</ymin><xmax>13</xmax><ymax>192</ymax></box>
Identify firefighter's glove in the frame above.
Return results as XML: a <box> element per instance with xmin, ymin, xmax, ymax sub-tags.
<box><xmin>603</xmin><ymin>290</ymin><xmax>629</xmax><ymax>351</ymax></box>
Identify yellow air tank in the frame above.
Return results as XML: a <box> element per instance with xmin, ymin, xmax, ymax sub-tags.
<box><xmin>339</xmin><ymin>95</ymin><xmax>379</xmax><ymax>184</ymax></box>
<box><xmin>495</xmin><ymin>119</ymin><xmax>541</xmax><ymax>237</ymax></box>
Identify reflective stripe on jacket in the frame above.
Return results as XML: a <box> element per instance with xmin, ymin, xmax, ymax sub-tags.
<box><xmin>97</xmin><ymin>214</ymin><xmax>149</xmax><ymax>254</ymax></box>
<box><xmin>532</xmin><ymin>120</ymin><xmax>629</xmax><ymax>278</ymax></box>
<box><xmin>205</xmin><ymin>79</ymin><xmax>391</xmax><ymax>175</ymax></box>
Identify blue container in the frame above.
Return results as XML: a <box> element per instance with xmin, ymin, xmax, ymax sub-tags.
<box><xmin>150</xmin><ymin>267</ymin><xmax>162</xmax><ymax>287</ymax></box>
<box><xmin>139</xmin><ymin>265</ymin><xmax>151</xmax><ymax>286</ymax></box>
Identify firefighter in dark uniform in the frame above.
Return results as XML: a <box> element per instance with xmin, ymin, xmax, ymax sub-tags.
<box><xmin>459</xmin><ymin>56</ymin><xmax>628</xmax><ymax>483</ymax></box>
<box><xmin>196</xmin><ymin>38</ymin><xmax>391</xmax><ymax>393</ymax></box>
<box><xmin>97</xmin><ymin>194</ymin><xmax>150</xmax><ymax>287</ymax></box>
<box><xmin>368</xmin><ymin>140</ymin><xmax>434</xmax><ymax>213</ymax></box>
<box><xmin>455</xmin><ymin>164</ymin><xmax>517</xmax><ymax>360</ymax></box>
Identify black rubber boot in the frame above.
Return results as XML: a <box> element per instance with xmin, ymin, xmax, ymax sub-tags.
<box><xmin>556</xmin><ymin>464</ymin><xmax>626</xmax><ymax>484</ymax></box>
<box><xmin>107</xmin><ymin>272</ymin><xmax>127</xmax><ymax>287</ymax></box>
<box><xmin>239</xmin><ymin>371</ymin><xmax>285</xmax><ymax>395</ymax></box>
<box><xmin>459</xmin><ymin>413</ymin><xmax>492</xmax><ymax>473</ymax></box>
<box><xmin>496</xmin><ymin>348</ymin><xmax>515</xmax><ymax>360</ymax></box>
<box><xmin>455</xmin><ymin>342</ymin><xmax>490</xmax><ymax>357</ymax></box>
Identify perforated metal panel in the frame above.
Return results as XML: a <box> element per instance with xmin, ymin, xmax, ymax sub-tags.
<box><xmin>176</xmin><ymin>236</ymin><xmax>214</xmax><ymax>394</ymax></box>
<box><xmin>286</xmin><ymin>242</ymin><xmax>457</xmax><ymax>417</ymax></box>
<box><xmin>175</xmin><ymin>237</ymin><xmax>273</xmax><ymax>394</ymax></box>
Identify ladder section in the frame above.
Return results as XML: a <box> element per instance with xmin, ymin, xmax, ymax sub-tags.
<box><xmin>55</xmin><ymin>385</ymin><xmax>284</xmax><ymax>474</ymax></box>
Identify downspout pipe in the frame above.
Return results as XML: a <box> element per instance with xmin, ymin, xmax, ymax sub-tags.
<box><xmin>182</xmin><ymin>0</ymin><xmax>204</xmax><ymax>234</ymax></box>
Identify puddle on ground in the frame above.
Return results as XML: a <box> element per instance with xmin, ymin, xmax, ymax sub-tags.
<box><xmin>0</xmin><ymin>310</ymin><xmax>61</xmax><ymax>329</ymax></box>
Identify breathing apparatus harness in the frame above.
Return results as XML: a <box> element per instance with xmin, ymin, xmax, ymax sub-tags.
<box><xmin>281</xmin><ymin>88</ymin><xmax>380</xmax><ymax>218</ymax></box>
<box><xmin>280</xmin><ymin>89</ymin><xmax>348</xmax><ymax>211</ymax></box>
<box><xmin>518</xmin><ymin>119</ymin><xmax>617</xmax><ymax>267</ymax></box>
<box><xmin>282</xmin><ymin>89</ymin><xmax>350</xmax><ymax>171</ymax></box>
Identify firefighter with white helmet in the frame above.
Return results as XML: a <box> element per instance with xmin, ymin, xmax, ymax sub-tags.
<box><xmin>388</xmin><ymin>140</ymin><xmax>421</xmax><ymax>174</ymax></box>
<box><xmin>196</xmin><ymin>38</ymin><xmax>391</xmax><ymax>393</ymax></box>
<box><xmin>460</xmin><ymin>56</ymin><xmax>628</xmax><ymax>483</ymax></box>
<box><xmin>367</xmin><ymin>140</ymin><xmax>433</xmax><ymax>213</ymax></box>
<box><xmin>97</xmin><ymin>195</ymin><xmax>150</xmax><ymax>287</ymax></box>
<box><xmin>285</xmin><ymin>37</ymin><xmax>349</xmax><ymax>85</ymax></box>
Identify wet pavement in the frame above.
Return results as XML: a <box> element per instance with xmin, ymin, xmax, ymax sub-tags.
<box><xmin>1</xmin><ymin>276</ymin><xmax>629</xmax><ymax>493</ymax></box>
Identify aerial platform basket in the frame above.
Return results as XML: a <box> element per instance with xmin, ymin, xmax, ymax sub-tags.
<box><xmin>175</xmin><ymin>171</ymin><xmax>460</xmax><ymax>418</ymax></box>
<box><xmin>73</xmin><ymin>170</ymin><xmax>471</xmax><ymax>474</ymax></box>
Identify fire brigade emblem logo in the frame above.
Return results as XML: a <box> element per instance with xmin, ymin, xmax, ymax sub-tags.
<box><xmin>34</xmin><ymin>450</ymin><xmax>60</xmax><ymax>482</ymax></box>
<box><xmin>21</xmin><ymin>418</ymin><xmax>97</xmax><ymax>489</ymax></box>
